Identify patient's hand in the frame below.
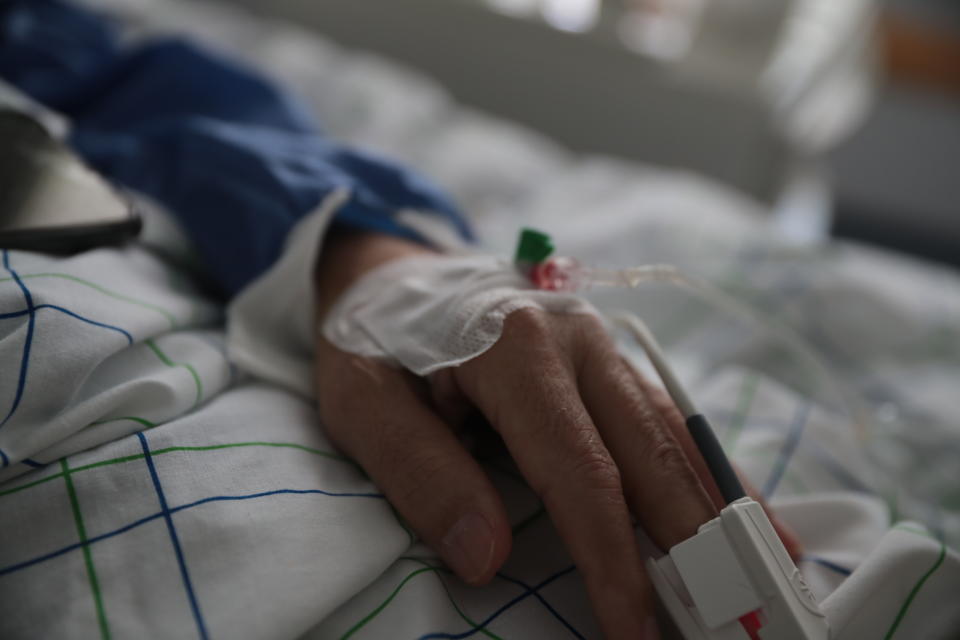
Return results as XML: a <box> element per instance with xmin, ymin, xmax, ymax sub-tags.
<box><xmin>314</xmin><ymin>230</ymin><xmax>800</xmax><ymax>640</ymax></box>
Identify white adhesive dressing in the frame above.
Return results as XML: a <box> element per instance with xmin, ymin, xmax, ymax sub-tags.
<box><xmin>321</xmin><ymin>254</ymin><xmax>597</xmax><ymax>376</ymax></box>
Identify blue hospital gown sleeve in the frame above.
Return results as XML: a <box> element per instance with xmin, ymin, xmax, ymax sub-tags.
<box><xmin>0</xmin><ymin>0</ymin><xmax>474</xmax><ymax>298</ymax></box>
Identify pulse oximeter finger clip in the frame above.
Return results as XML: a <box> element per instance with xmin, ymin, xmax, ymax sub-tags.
<box><xmin>615</xmin><ymin>315</ymin><xmax>831</xmax><ymax>640</ymax></box>
<box><xmin>515</xmin><ymin>228</ymin><xmax>832</xmax><ymax>640</ymax></box>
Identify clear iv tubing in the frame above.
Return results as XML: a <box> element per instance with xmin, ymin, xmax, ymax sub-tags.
<box><xmin>534</xmin><ymin>257</ymin><xmax>872</xmax><ymax>441</ymax></box>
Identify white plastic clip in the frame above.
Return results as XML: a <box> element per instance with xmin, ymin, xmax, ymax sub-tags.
<box><xmin>648</xmin><ymin>497</ymin><xmax>830</xmax><ymax>640</ymax></box>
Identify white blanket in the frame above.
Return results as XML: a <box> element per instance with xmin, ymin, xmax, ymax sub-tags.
<box><xmin>1</xmin><ymin>1</ymin><xmax>958</xmax><ymax>638</ymax></box>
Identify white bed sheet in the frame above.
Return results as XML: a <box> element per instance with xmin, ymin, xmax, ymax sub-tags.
<box><xmin>1</xmin><ymin>1</ymin><xmax>958</xmax><ymax>638</ymax></box>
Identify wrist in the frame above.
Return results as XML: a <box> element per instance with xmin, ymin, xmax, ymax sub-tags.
<box><xmin>314</xmin><ymin>228</ymin><xmax>435</xmax><ymax>319</ymax></box>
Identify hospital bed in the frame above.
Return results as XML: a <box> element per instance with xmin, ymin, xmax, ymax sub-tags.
<box><xmin>0</xmin><ymin>0</ymin><xmax>957</xmax><ymax>638</ymax></box>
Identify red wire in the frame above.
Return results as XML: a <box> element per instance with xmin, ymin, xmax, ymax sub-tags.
<box><xmin>739</xmin><ymin>610</ymin><xmax>764</xmax><ymax>640</ymax></box>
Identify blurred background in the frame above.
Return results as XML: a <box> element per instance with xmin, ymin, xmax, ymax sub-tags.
<box><xmin>221</xmin><ymin>0</ymin><xmax>958</xmax><ymax>265</ymax></box>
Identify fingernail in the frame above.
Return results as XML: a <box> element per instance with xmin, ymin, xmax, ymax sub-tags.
<box><xmin>441</xmin><ymin>512</ymin><xmax>495</xmax><ymax>583</ymax></box>
<box><xmin>643</xmin><ymin>616</ymin><xmax>662</xmax><ymax>640</ymax></box>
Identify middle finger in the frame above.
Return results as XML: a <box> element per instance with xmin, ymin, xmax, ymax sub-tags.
<box><xmin>456</xmin><ymin>313</ymin><xmax>654</xmax><ymax>638</ymax></box>
<box><xmin>576</xmin><ymin>331</ymin><xmax>718</xmax><ymax>551</ymax></box>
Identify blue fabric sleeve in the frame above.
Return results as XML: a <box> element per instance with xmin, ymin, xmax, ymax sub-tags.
<box><xmin>0</xmin><ymin>0</ymin><xmax>473</xmax><ymax>298</ymax></box>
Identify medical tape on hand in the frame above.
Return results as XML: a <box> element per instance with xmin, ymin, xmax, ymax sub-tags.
<box><xmin>321</xmin><ymin>254</ymin><xmax>597</xmax><ymax>376</ymax></box>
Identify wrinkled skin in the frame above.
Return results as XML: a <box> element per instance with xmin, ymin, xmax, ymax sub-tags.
<box><xmin>315</xmin><ymin>230</ymin><xmax>801</xmax><ymax>639</ymax></box>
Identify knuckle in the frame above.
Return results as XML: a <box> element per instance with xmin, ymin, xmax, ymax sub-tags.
<box><xmin>568</xmin><ymin>316</ymin><xmax>614</xmax><ymax>372</ymax></box>
<box><xmin>631</xmin><ymin>395</ymin><xmax>664</xmax><ymax>430</ymax></box>
<box><xmin>641</xmin><ymin>431</ymin><xmax>691</xmax><ymax>478</ymax></box>
<box><xmin>503</xmin><ymin>307</ymin><xmax>553</xmax><ymax>342</ymax></box>
<box><xmin>571</xmin><ymin>451</ymin><xmax>623</xmax><ymax>491</ymax></box>
<box><xmin>538</xmin><ymin>449</ymin><xmax>623</xmax><ymax>505</ymax></box>
<box><xmin>575</xmin><ymin>312</ymin><xmax>607</xmax><ymax>338</ymax></box>
<box><xmin>515</xmin><ymin>394</ymin><xmax>591</xmax><ymax>465</ymax></box>
<box><xmin>583</xmin><ymin>327</ymin><xmax>618</xmax><ymax>354</ymax></box>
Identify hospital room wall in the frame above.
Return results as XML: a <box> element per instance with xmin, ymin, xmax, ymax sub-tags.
<box><xmin>214</xmin><ymin>0</ymin><xmax>793</xmax><ymax>206</ymax></box>
<box><xmin>830</xmin><ymin>0</ymin><xmax>960</xmax><ymax>268</ymax></box>
<box><xmin>215</xmin><ymin>0</ymin><xmax>958</xmax><ymax>268</ymax></box>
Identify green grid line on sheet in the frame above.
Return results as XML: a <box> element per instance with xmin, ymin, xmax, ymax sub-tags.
<box><xmin>340</xmin><ymin>497</ymin><xmax>567</xmax><ymax>640</ymax></box>
<box><xmin>884</xmin><ymin>539</ymin><xmax>947</xmax><ymax>639</ymax></box>
<box><xmin>484</xmin><ymin>461</ymin><xmax>550</xmax><ymax>534</ymax></box>
<box><xmin>892</xmin><ymin>523</ymin><xmax>936</xmax><ymax>540</ymax></box>
<box><xmin>406</xmin><ymin>558</ymin><xmax>504</xmax><ymax>640</ymax></box>
<box><xmin>340</xmin><ymin>558</ymin><xmax>502</xmax><ymax>640</ymax></box>
<box><xmin>743</xmin><ymin>448</ymin><xmax>809</xmax><ymax>497</ymax></box>
<box><xmin>89</xmin><ymin>416</ymin><xmax>157</xmax><ymax>430</ymax></box>
<box><xmin>61</xmin><ymin>458</ymin><xmax>111</xmax><ymax>640</ymax></box>
<box><xmin>144</xmin><ymin>338</ymin><xmax>204</xmax><ymax>408</ymax></box>
<box><xmin>0</xmin><ymin>272</ymin><xmax>180</xmax><ymax>329</ymax></box>
<box><xmin>724</xmin><ymin>373</ymin><xmax>759</xmax><ymax>453</ymax></box>
<box><xmin>4</xmin><ymin>432</ymin><xmax>937</xmax><ymax>638</ymax></box>
<box><xmin>888</xmin><ymin>490</ymin><xmax>901</xmax><ymax>525</ymax></box>
<box><xmin>0</xmin><ymin>436</ymin><xmax>504</xmax><ymax>640</ymax></box>
<box><xmin>0</xmin><ymin>442</ymin><xmax>357</xmax><ymax>499</ymax></box>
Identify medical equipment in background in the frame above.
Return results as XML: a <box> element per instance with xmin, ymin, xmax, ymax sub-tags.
<box><xmin>0</xmin><ymin>107</ymin><xmax>141</xmax><ymax>253</ymax></box>
<box><xmin>625</xmin><ymin>315</ymin><xmax>829</xmax><ymax>640</ymax></box>
<box><xmin>622</xmin><ymin>315</ymin><xmax>830</xmax><ymax>640</ymax></box>
<box><xmin>516</xmin><ymin>228</ymin><xmax>835</xmax><ymax>639</ymax></box>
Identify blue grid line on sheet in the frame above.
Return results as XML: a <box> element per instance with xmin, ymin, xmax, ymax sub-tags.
<box><xmin>0</xmin><ymin>304</ymin><xmax>133</xmax><ymax>344</ymax></box>
<box><xmin>1</xmin><ymin>250</ymin><xmax>138</xmax><ymax>468</ymax></box>
<box><xmin>0</xmin><ymin>308</ymin><xmax>30</xmax><ymax>319</ymax></box>
<box><xmin>417</xmin><ymin>565</ymin><xmax>578</xmax><ymax>640</ymax></box>
<box><xmin>391</xmin><ymin>557</ymin><xmax>587</xmax><ymax>640</ymax></box>
<box><xmin>761</xmin><ymin>401</ymin><xmax>812</xmax><ymax>499</ymax></box>
<box><xmin>137</xmin><ymin>432</ymin><xmax>210</xmax><ymax>640</ymax></box>
<box><xmin>493</xmin><ymin>571</ymin><xmax>586</xmax><ymax>640</ymax></box>
<box><xmin>802</xmin><ymin>555</ymin><xmax>852</xmax><ymax>577</ymax></box>
<box><xmin>0</xmin><ymin>301</ymin><xmax>134</xmax><ymax>437</ymax></box>
<box><xmin>4</xmin><ymin>272</ymin><xmax>182</xmax><ymax>330</ymax></box>
<box><xmin>35</xmin><ymin>304</ymin><xmax>133</xmax><ymax>345</ymax></box>
<box><xmin>0</xmin><ymin>250</ymin><xmax>37</xmax><ymax>442</ymax></box>
<box><xmin>0</xmin><ymin>510</ymin><xmax>165</xmax><ymax>577</ymax></box>
<box><xmin>173</xmin><ymin>488</ymin><xmax>386</xmax><ymax>512</ymax></box>
<box><xmin>805</xmin><ymin>440</ymin><xmax>875</xmax><ymax>495</ymax></box>
<box><xmin>0</xmin><ymin>485</ymin><xmax>387</xmax><ymax>578</ymax></box>
<box><xmin>0</xmin><ymin>441</ymin><xmax>361</xmax><ymax>500</ymax></box>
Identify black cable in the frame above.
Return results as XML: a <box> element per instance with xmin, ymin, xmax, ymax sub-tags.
<box><xmin>686</xmin><ymin>414</ymin><xmax>747</xmax><ymax>504</ymax></box>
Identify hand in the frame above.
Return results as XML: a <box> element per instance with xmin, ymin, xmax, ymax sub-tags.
<box><xmin>314</xmin><ymin>231</ymin><xmax>800</xmax><ymax>639</ymax></box>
